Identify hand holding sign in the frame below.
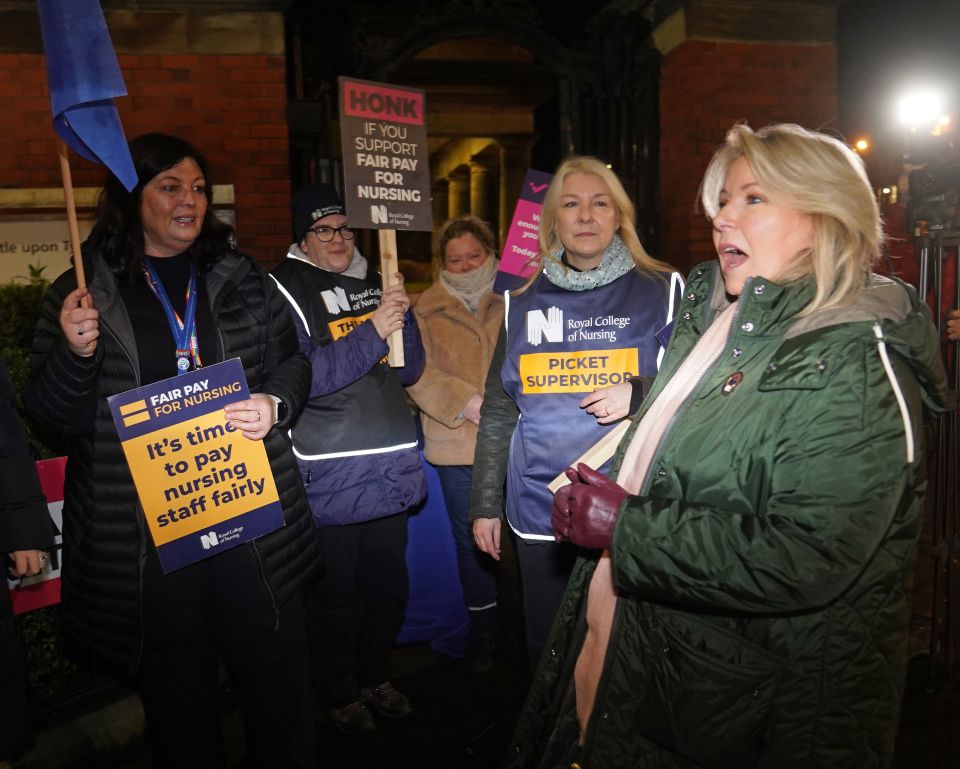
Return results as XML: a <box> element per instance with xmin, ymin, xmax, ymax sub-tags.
<box><xmin>59</xmin><ymin>286</ymin><xmax>99</xmax><ymax>357</ymax></box>
<box><xmin>8</xmin><ymin>551</ymin><xmax>46</xmax><ymax>579</ymax></box>
<box><xmin>371</xmin><ymin>273</ymin><xmax>409</xmax><ymax>340</ymax></box>
<box><xmin>224</xmin><ymin>393</ymin><xmax>277</xmax><ymax>441</ymax></box>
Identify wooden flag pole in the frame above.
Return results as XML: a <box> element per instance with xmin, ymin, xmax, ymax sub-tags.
<box><xmin>546</xmin><ymin>420</ymin><xmax>631</xmax><ymax>493</ymax></box>
<box><xmin>378</xmin><ymin>228</ymin><xmax>404</xmax><ymax>367</ymax></box>
<box><xmin>56</xmin><ymin>137</ymin><xmax>87</xmax><ymax>293</ymax></box>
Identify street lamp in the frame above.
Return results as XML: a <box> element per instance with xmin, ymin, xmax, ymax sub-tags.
<box><xmin>897</xmin><ymin>89</ymin><xmax>945</xmax><ymax>130</ymax></box>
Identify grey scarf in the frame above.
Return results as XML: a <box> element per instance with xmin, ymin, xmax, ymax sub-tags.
<box><xmin>542</xmin><ymin>233</ymin><xmax>635</xmax><ymax>291</ymax></box>
<box><xmin>439</xmin><ymin>257</ymin><xmax>497</xmax><ymax>314</ymax></box>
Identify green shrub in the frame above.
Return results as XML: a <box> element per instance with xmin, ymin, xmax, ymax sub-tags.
<box><xmin>2</xmin><ymin>273</ymin><xmax>62</xmax><ymax>459</ymax></box>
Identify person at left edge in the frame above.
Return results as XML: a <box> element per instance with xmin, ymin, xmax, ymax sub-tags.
<box><xmin>1</xmin><ymin>356</ymin><xmax>55</xmax><ymax>762</ymax></box>
<box><xmin>270</xmin><ymin>183</ymin><xmax>426</xmax><ymax>737</ymax></box>
<box><xmin>24</xmin><ymin>134</ymin><xmax>317</xmax><ymax>769</ymax></box>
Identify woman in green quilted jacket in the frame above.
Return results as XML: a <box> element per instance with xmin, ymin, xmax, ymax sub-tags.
<box><xmin>509</xmin><ymin>123</ymin><xmax>948</xmax><ymax>769</ymax></box>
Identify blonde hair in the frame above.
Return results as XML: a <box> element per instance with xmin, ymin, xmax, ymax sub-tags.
<box><xmin>432</xmin><ymin>215</ymin><xmax>497</xmax><ymax>279</ymax></box>
<box><xmin>522</xmin><ymin>156</ymin><xmax>670</xmax><ymax>290</ymax></box>
<box><xmin>700</xmin><ymin>123</ymin><xmax>881</xmax><ymax>313</ymax></box>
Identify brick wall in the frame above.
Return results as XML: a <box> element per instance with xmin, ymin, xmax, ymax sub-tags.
<box><xmin>0</xmin><ymin>51</ymin><xmax>291</xmax><ymax>264</ymax></box>
<box><xmin>659</xmin><ymin>40</ymin><xmax>837</xmax><ymax>276</ymax></box>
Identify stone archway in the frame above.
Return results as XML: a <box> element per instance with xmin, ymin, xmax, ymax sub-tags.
<box><xmin>287</xmin><ymin>0</ymin><xmax>661</xmax><ymax>255</ymax></box>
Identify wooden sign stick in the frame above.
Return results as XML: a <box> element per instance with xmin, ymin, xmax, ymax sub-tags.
<box><xmin>56</xmin><ymin>137</ymin><xmax>87</xmax><ymax>296</ymax></box>
<box><xmin>546</xmin><ymin>420</ymin><xmax>631</xmax><ymax>493</ymax></box>
<box><xmin>378</xmin><ymin>228</ymin><xmax>404</xmax><ymax>367</ymax></box>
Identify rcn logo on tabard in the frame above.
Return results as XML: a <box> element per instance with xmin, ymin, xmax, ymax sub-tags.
<box><xmin>526</xmin><ymin>307</ymin><xmax>563</xmax><ymax>346</ymax></box>
<box><xmin>321</xmin><ymin>286</ymin><xmax>350</xmax><ymax>315</ymax></box>
<box><xmin>200</xmin><ymin>531</ymin><xmax>219</xmax><ymax>550</ymax></box>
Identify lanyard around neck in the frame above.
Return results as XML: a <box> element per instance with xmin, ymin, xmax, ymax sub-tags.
<box><xmin>143</xmin><ymin>260</ymin><xmax>203</xmax><ymax>375</ymax></box>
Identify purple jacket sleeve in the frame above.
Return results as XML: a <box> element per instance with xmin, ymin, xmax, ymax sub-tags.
<box><xmin>292</xmin><ymin>309</ymin><xmax>424</xmax><ymax>396</ymax></box>
<box><xmin>396</xmin><ymin>310</ymin><xmax>424</xmax><ymax>386</ymax></box>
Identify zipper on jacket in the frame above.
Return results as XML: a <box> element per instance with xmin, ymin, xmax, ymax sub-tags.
<box><xmin>579</xmin><ymin>594</ymin><xmax>626</xmax><ymax>760</ymax></box>
<box><xmin>100</xmin><ymin>317</ymin><xmax>138</xmax><ymax>386</ymax></box>
<box><xmin>580</xmin><ymin>294</ymin><xmax>747</xmax><ymax>759</ymax></box>
<box><xmin>212</xmin><ymin>268</ymin><xmax>281</xmax><ymax>628</ymax></box>
<box><xmin>251</xmin><ymin>540</ymin><xmax>281</xmax><ymax>629</ymax></box>
<box><xmin>102</xmin><ymin>318</ymin><xmax>149</xmax><ymax>670</ymax></box>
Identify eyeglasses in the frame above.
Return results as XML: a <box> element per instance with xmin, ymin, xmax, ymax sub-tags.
<box><xmin>308</xmin><ymin>225</ymin><xmax>355</xmax><ymax>242</ymax></box>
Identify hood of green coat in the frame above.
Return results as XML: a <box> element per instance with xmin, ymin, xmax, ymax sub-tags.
<box><xmin>782</xmin><ymin>274</ymin><xmax>947</xmax><ymax>413</ymax></box>
<box><xmin>691</xmin><ymin>262</ymin><xmax>948</xmax><ymax>413</ymax></box>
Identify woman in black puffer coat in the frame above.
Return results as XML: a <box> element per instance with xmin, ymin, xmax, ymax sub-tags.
<box><xmin>25</xmin><ymin>134</ymin><xmax>318</xmax><ymax>769</ymax></box>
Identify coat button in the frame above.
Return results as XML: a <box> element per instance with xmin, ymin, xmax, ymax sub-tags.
<box><xmin>741</xmin><ymin>321</ymin><xmax>754</xmax><ymax>332</ymax></box>
<box><xmin>767</xmin><ymin>360</ymin><xmax>778</xmax><ymax>372</ymax></box>
<box><xmin>682</xmin><ymin>311</ymin><xmax>692</xmax><ymax>321</ymax></box>
<box><xmin>722</xmin><ymin>371</ymin><xmax>744</xmax><ymax>394</ymax></box>
<box><xmin>816</xmin><ymin>359</ymin><xmax>827</xmax><ymax>371</ymax></box>
<box><xmin>751</xmin><ymin>689</ymin><xmax>761</xmax><ymax>699</ymax></box>
<box><xmin>687</xmin><ymin>291</ymin><xmax>697</xmax><ymax>301</ymax></box>
<box><xmin>657</xmin><ymin>468</ymin><xmax>667</xmax><ymax>477</ymax></box>
<box><xmin>732</xmin><ymin>347</ymin><xmax>742</xmax><ymax>358</ymax></box>
<box><xmin>753</xmin><ymin>284</ymin><xmax>765</xmax><ymax>295</ymax></box>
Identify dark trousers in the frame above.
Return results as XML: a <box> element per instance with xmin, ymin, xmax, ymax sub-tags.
<box><xmin>513</xmin><ymin>536</ymin><xmax>578</xmax><ymax>669</ymax></box>
<box><xmin>0</xmin><ymin>586</ymin><xmax>31</xmax><ymax>761</ymax></box>
<box><xmin>137</xmin><ymin>545</ymin><xmax>316</xmax><ymax>769</ymax></box>
<box><xmin>307</xmin><ymin>512</ymin><xmax>409</xmax><ymax>707</ymax></box>
<box><xmin>436</xmin><ymin>465</ymin><xmax>498</xmax><ymax>611</ymax></box>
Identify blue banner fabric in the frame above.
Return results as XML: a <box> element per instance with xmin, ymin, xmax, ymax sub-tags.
<box><xmin>36</xmin><ymin>0</ymin><xmax>138</xmax><ymax>191</ymax></box>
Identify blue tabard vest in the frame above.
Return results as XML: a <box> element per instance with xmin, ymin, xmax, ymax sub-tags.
<box><xmin>270</xmin><ymin>257</ymin><xmax>418</xmax><ymax>460</ymax></box>
<box><xmin>503</xmin><ymin>268</ymin><xmax>684</xmax><ymax>539</ymax></box>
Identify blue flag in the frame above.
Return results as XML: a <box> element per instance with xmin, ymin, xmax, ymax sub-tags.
<box><xmin>37</xmin><ymin>0</ymin><xmax>138</xmax><ymax>191</ymax></box>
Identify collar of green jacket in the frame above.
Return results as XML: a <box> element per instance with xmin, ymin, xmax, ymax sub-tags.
<box><xmin>684</xmin><ymin>260</ymin><xmax>947</xmax><ymax>413</ymax></box>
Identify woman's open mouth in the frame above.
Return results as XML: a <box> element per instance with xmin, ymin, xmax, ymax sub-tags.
<box><xmin>718</xmin><ymin>243</ymin><xmax>748</xmax><ymax>270</ymax></box>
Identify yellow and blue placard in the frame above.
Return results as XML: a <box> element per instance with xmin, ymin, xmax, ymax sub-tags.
<box><xmin>108</xmin><ymin>358</ymin><xmax>283</xmax><ymax>572</ymax></box>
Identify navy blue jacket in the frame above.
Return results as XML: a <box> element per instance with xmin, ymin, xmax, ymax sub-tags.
<box><xmin>271</xmin><ymin>252</ymin><xmax>426</xmax><ymax>526</ymax></box>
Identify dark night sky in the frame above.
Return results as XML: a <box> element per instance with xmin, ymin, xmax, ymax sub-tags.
<box><xmin>839</xmin><ymin>0</ymin><xmax>960</xmax><ymax>182</ymax></box>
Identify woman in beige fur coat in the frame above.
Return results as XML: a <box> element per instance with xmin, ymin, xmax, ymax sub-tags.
<box><xmin>406</xmin><ymin>215</ymin><xmax>504</xmax><ymax>672</ymax></box>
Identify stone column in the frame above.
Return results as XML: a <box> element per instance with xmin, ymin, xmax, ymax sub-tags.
<box><xmin>447</xmin><ymin>168</ymin><xmax>470</xmax><ymax>219</ymax></box>
<box><xmin>469</xmin><ymin>159</ymin><xmax>491</xmax><ymax>221</ymax></box>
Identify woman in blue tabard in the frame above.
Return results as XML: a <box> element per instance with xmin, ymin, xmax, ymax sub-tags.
<box><xmin>470</xmin><ymin>156</ymin><xmax>684</xmax><ymax>667</ymax></box>
<box><xmin>25</xmin><ymin>134</ymin><xmax>317</xmax><ymax>769</ymax></box>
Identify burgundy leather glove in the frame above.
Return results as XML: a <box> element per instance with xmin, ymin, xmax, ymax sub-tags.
<box><xmin>551</xmin><ymin>463</ymin><xmax>629</xmax><ymax>549</ymax></box>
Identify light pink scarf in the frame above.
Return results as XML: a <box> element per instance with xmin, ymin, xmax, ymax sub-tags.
<box><xmin>574</xmin><ymin>303</ymin><xmax>738</xmax><ymax>736</ymax></box>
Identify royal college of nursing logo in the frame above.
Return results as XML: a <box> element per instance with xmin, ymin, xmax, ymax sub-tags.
<box><xmin>526</xmin><ymin>307</ymin><xmax>564</xmax><ymax>346</ymax></box>
<box><xmin>321</xmin><ymin>286</ymin><xmax>350</xmax><ymax>315</ymax></box>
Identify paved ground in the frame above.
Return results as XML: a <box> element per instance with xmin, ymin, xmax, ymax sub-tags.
<box><xmin>12</xmin><ymin>514</ymin><xmax>960</xmax><ymax>769</ymax></box>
